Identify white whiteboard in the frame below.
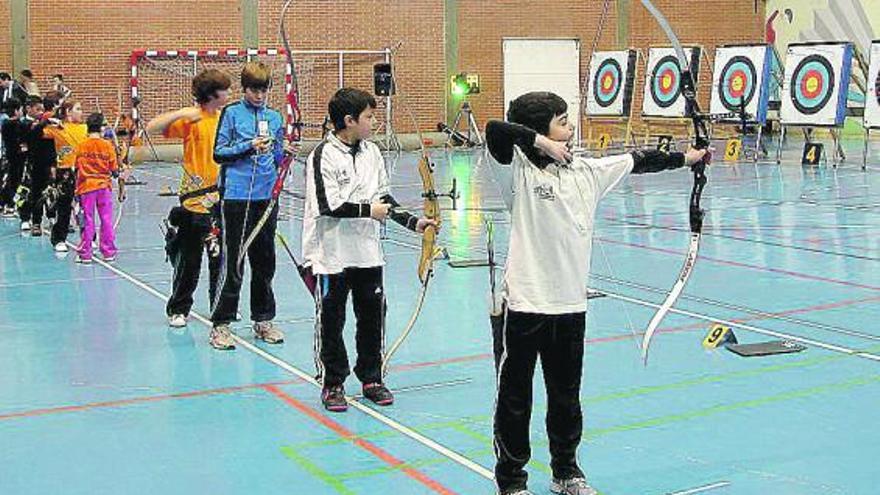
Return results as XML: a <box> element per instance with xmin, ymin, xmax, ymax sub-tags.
<box><xmin>503</xmin><ymin>38</ymin><xmax>581</xmax><ymax>140</ymax></box>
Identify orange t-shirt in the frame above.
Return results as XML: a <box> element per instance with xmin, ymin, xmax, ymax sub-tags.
<box><xmin>164</xmin><ymin>109</ymin><xmax>221</xmax><ymax>213</ymax></box>
<box><xmin>74</xmin><ymin>137</ymin><xmax>119</xmax><ymax>195</ymax></box>
<box><xmin>44</xmin><ymin>123</ymin><xmax>88</xmax><ymax>169</ymax></box>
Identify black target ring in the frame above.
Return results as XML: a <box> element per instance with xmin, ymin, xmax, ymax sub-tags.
<box><xmin>790</xmin><ymin>54</ymin><xmax>835</xmax><ymax>115</ymax></box>
<box><xmin>650</xmin><ymin>55</ymin><xmax>682</xmax><ymax>108</ymax></box>
<box><xmin>593</xmin><ymin>58</ymin><xmax>623</xmax><ymax>108</ymax></box>
<box><xmin>718</xmin><ymin>56</ymin><xmax>757</xmax><ymax>112</ymax></box>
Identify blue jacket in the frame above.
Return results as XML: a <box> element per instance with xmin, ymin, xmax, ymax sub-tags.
<box><xmin>213</xmin><ymin>98</ymin><xmax>285</xmax><ymax>200</ymax></box>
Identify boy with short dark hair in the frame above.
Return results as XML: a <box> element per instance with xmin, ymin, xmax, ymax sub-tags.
<box><xmin>302</xmin><ymin>88</ymin><xmax>437</xmax><ymax>412</ymax></box>
<box><xmin>19</xmin><ymin>70</ymin><xmax>39</xmax><ymax>97</ymax></box>
<box><xmin>9</xmin><ymin>95</ymin><xmax>46</xmax><ymax>231</ymax></box>
<box><xmin>209</xmin><ymin>61</ymin><xmax>291</xmax><ymax>350</ymax></box>
<box><xmin>22</xmin><ymin>93</ymin><xmax>61</xmax><ymax>236</ymax></box>
<box><xmin>0</xmin><ymin>97</ymin><xmax>24</xmax><ymax>217</ymax></box>
<box><xmin>147</xmin><ymin>68</ymin><xmax>232</xmax><ymax>328</ymax></box>
<box><xmin>51</xmin><ymin>74</ymin><xmax>72</xmax><ymax>102</ymax></box>
<box><xmin>486</xmin><ymin>91</ymin><xmax>708</xmax><ymax>495</ymax></box>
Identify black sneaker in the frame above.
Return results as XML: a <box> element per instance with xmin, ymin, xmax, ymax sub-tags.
<box><xmin>362</xmin><ymin>382</ymin><xmax>394</xmax><ymax>406</ymax></box>
<box><xmin>321</xmin><ymin>385</ymin><xmax>348</xmax><ymax>412</ymax></box>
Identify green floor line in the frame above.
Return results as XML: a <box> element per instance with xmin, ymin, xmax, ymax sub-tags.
<box><xmin>583</xmin><ymin>352</ymin><xmax>844</xmax><ymax>405</ymax></box>
<box><xmin>290</xmin><ymin>418</ymin><xmax>474</xmax><ymax>449</ymax></box>
<box><xmin>585</xmin><ymin>373</ymin><xmax>880</xmax><ymax>439</ymax></box>
<box><xmin>335</xmin><ymin>457</ymin><xmax>445</xmax><ymax>481</ymax></box>
<box><xmin>280</xmin><ymin>445</ymin><xmax>355</xmax><ymax>495</ymax></box>
<box><xmin>285</xmin><ymin>349</ymin><xmax>854</xmax><ymax>451</ymax></box>
<box><xmin>291</xmin><ymin>370</ymin><xmax>880</xmax><ymax>486</ymax></box>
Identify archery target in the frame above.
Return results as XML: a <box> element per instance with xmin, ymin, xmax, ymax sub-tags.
<box><xmin>780</xmin><ymin>42</ymin><xmax>853</xmax><ymax>127</ymax></box>
<box><xmin>862</xmin><ymin>40</ymin><xmax>880</xmax><ymax>129</ymax></box>
<box><xmin>585</xmin><ymin>50</ymin><xmax>637</xmax><ymax>117</ymax></box>
<box><xmin>710</xmin><ymin>44</ymin><xmax>773</xmax><ymax>124</ymax></box>
<box><xmin>642</xmin><ymin>47</ymin><xmax>701</xmax><ymax>118</ymax></box>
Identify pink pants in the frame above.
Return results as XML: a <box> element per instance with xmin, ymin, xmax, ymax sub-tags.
<box><xmin>77</xmin><ymin>188</ymin><xmax>117</xmax><ymax>260</ymax></box>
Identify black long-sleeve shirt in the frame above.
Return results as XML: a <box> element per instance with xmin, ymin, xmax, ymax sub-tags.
<box><xmin>485</xmin><ymin>120</ymin><xmax>686</xmax><ymax>174</ymax></box>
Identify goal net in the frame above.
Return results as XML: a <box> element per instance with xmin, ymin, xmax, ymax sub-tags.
<box><xmin>130</xmin><ymin>48</ymin><xmax>392</xmax><ymax>141</ymax></box>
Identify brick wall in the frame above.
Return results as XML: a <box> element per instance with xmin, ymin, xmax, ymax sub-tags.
<box><xmin>26</xmin><ymin>0</ymin><xmax>242</xmax><ymax>116</ymax></box>
<box><xmin>458</xmin><ymin>0</ymin><xmax>764</xmax><ymax>138</ymax></box>
<box><xmin>628</xmin><ymin>0</ymin><xmax>765</xmax><ymax>135</ymax></box>
<box><xmin>257</xmin><ymin>0</ymin><xmax>446</xmax><ymax>134</ymax></box>
<box><xmin>457</xmin><ymin>1</ymin><xmax>618</xmax><ymax>125</ymax></box>
<box><xmin>0</xmin><ymin>0</ymin><xmax>12</xmax><ymax>72</ymax></box>
<box><xmin>10</xmin><ymin>0</ymin><xmax>763</xmax><ymax>136</ymax></box>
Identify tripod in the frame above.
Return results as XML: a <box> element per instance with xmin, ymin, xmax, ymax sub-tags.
<box><xmin>121</xmin><ymin>97</ymin><xmax>159</xmax><ymax>185</ymax></box>
<box><xmin>447</xmin><ymin>101</ymin><xmax>483</xmax><ymax>147</ymax></box>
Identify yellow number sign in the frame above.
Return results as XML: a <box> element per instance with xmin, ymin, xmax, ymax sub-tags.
<box><xmin>724</xmin><ymin>138</ymin><xmax>742</xmax><ymax>162</ymax></box>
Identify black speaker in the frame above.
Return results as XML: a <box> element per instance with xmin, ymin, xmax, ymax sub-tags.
<box><xmin>374</xmin><ymin>63</ymin><xmax>394</xmax><ymax>96</ymax></box>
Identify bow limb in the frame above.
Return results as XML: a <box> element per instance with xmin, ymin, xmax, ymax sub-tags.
<box><xmin>380</xmin><ymin>46</ymin><xmax>443</xmax><ymax>374</ymax></box>
<box><xmin>638</xmin><ymin>0</ymin><xmax>711</xmax><ymax>365</ymax></box>
<box><xmin>235</xmin><ymin>0</ymin><xmax>302</xmax><ymax>273</ymax></box>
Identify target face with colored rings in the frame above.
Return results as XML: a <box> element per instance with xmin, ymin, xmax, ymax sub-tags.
<box><xmin>593</xmin><ymin>58</ymin><xmax>622</xmax><ymax>107</ymax></box>
<box><xmin>790</xmin><ymin>54</ymin><xmax>835</xmax><ymax>115</ymax></box>
<box><xmin>875</xmin><ymin>70</ymin><xmax>880</xmax><ymax>106</ymax></box>
<box><xmin>651</xmin><ymin>55</ymin><xmax>681</xmax><ymax>108</ymax></box>
<box><xmin>719</xmin><ymin>56</ymin><xmax>756</xmax><ymax>111</ymax></box>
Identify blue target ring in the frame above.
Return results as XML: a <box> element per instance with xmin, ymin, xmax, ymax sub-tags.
<box><xmin>593</xmin><ymin>58</ymin><xmax>622</xmax><ymax>107</ymax></box>
<box><xmin>719</xmin><ymin>56</ymin><xmax>757</xmax><ymax>112</ymax></box>
<box><xmin>651</xmin><ymin>55</ymin><xmax>682</xmax><ymax>108</ymax></box>
<box><xmin>791</xmin><ymin>54</ymin><xmax>834</xmax><ymax>115</ymax></box>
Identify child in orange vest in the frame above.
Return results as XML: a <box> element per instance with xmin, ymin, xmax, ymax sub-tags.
<box><xmin>73</xmin><ymin>112</ymin><xmax>123</xmax><ymax>263</ymax></box>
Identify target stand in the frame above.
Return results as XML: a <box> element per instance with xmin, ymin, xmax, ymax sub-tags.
<box><xmin>777</xmin><ymin>42</ymin><xmax>857</xmax><ymax>168</ymax></box>
<box><xmin>582</xmin><ymin>49</ymin><xmax>641</xmax><ymax>155</ymax></box>
<box><xmin>709</xmin><ymin>44</ymin><xmax>779</xmax><ymax>163</ymax></box>
<box><xmin>861</xmin><ymin>40</ymin><xmax>880</xmax><ymax>171</ymax></box>
<box><xmin>641</xmin><ymin>117</ymin><xmax>693</xmax><ymax>150</ymax></box>
<box><xmin>639</xmin><ymin>45</ymin><xmax>704</xmax><ymax>154</ymax></box>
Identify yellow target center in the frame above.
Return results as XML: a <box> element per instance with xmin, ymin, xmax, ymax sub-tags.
<box><xmin>732</xmin><ymin>76</ymin><xmax>744</xmax><ymax>92</ymax></box>
<box><xmin>806</xmin><ymin>76</ymin><xmax>819</xmax><ymax>94</ymax></box>
<box><xmin>661</xmin><ymin>74</ymin><xmax>673</xmax><ymax>90</ymax></box>
<box><xmin>602</xmin><ymin>75</ymin><xmax>613</xmax><ymax>90</ymax></box>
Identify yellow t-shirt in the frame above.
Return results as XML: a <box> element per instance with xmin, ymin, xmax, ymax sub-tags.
<box><xmin>164</xmin><ymin>109</ymin><xmax>221</xmax><ymax>214</ymax></box>
<box><xmin>44</xmin><ymin>123</ymin><xmax>89</xmax><ymax>169</ymax></box>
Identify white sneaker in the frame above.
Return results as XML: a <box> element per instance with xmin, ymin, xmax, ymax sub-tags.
<box><xmin>549</xmin><ymin>477</ymin><xmax>597</xmax><ymax>495</ymax></box>
<box><xmin>75</xmin><ymin>256</ymin><xmax>92</xmax><ymax>265</ymax></box>
<box><xmin>20</xmin><ymin>221</ymin><xmax>31</xmax><ymax>231</ymax></box>
<box><xmin>54</xmin><ymin>242</ymin><xmax>69</xmax><ymax>253</ymax></box>
<box><xmin>168</xmin><ymin>314</ymin><xmax>187</xmax><ymax>328</ymax></box>
<box><xmin>1</xmin><ymin>206</ymin><xmax>15</xmax><ymax>217</ymax></box>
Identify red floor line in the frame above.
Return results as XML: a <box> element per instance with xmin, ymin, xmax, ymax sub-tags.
<box><xmin>6</xmin><ymin>294</ymin><xmax>877</xmax><ymax>422</ymax></box>
<box><xmin>262</xmin><ymin>384</ymin><xmax>459</xmax><ymax>495</ymax></box>
<box><xmin>584</xmin><ymin>294</ymin><xmax>880</xmax><ymax>345</ymax></box>
<box><xmin>0</xmin><ymin>378</ymin><xmax>301</xmax><ymax>421</ymax></box>
<box><xmin>598</xmin><ymin>237</ymin><xmax>880</xmax><ymax>291</ymax></box>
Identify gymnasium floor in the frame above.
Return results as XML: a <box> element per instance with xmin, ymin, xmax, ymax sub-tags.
<box><xmin>1</xmin><ymin>138</ymin><xmax>878</xmax><ymax>495</ymax></box>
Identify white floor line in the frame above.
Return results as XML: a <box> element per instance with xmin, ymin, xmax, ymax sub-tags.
<box><xmin>387</xmin><ymin>234</ymin><xmax>880</xmax><ymax>362</ymax></box>
<box><xmin>599</xmin><ymin>290</ymin><xmax>880</xmax><ymax>361</ymax></box>
<box><xmin>666</xmin><ymin>481</ymin><xmax>731</xmax><ymax>495</ymax></box>
<box><xmin>351</xmin><ymin>378</ymin><xmax>473</xmax><ymax>400</ymax></box>
<box><xmin>84</xmin><ymin>251</ymin><xmax>496</xmax><ymax>481</ymax></box>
